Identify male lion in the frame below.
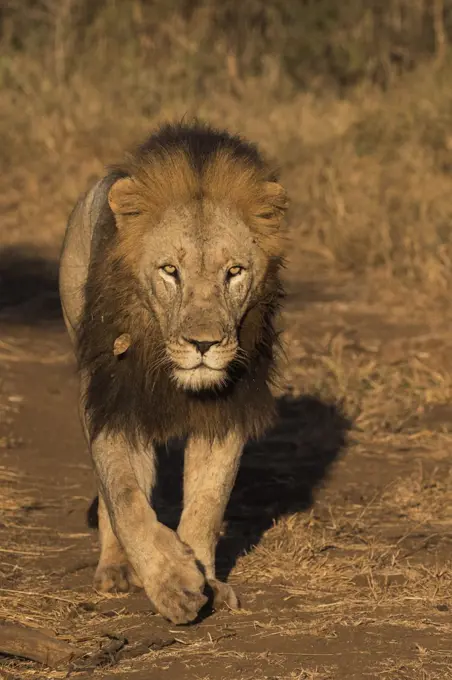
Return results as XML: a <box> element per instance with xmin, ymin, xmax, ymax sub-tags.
<box><xmin>59</xmin><ymin>121</ymin><xmax>289</xmax><ymax>624</ymax></box>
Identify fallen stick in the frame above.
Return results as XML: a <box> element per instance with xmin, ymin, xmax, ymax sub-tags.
<box><xmin>0</xmin><ymin>621</ymin><xmax>83</xmax><ymax>668</ymax></box>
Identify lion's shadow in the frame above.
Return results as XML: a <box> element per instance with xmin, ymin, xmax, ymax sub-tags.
<box><xmin>153</xmin><ymin>393</ymin><xmax>350</xmax><ymax>580</ymax></box>
<box><xmin>0</xmin><ymin>247</ymin><xmax>61</xmax><ymax>325</ymax></box>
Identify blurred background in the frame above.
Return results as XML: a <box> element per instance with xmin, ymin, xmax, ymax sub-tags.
<box><xmin>2</xmin><ymin>0</ymin><xmax>452</xmax><ymax>295</ymax></box>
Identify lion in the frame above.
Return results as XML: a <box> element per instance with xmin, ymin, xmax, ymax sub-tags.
<box><xmin>59</xmin><ymin>121</ymin><xmax>289</xmax><ymax>624</ymax></box>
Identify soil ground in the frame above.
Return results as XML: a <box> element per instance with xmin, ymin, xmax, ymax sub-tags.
<box><xmin>1</xmin><ymin>252</ymin><xmax>452</xmax><ymax>680</ymax></box>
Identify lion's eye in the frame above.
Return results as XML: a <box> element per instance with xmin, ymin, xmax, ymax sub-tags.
<box><xmin>227</xmin><ymin>265</ymin><xmax>243</xmax><ymax>278</ymax></box>
<box><xmin>161</xmin><ymin>264</ymin><xmax>177</xmax><ymax>277</ymax></box>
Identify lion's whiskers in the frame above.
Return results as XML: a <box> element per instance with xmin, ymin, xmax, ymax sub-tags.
<box><xmin>143</xmin><ymin>345</ymin><xmax>172</xmax><ymax>375</ymax></box>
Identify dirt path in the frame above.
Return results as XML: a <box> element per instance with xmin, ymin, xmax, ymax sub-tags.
<box><xmin>1</xmin><ymin>255</ymin><xmax>452</xmax><ymax>679</ymax></box>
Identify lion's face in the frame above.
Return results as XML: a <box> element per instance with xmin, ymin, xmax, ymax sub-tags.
<box><xmin>107</xmin><ymin>150</ymin><xmax>288</xmax><ymax>392</ymax></box>
<box><xmin>135</xmin><ymin>201</ymin><xmax>269</xmax><ymax>391</ymax></box>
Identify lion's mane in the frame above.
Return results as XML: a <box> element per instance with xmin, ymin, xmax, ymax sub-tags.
<box><xmin>77</xmin><ymin>121</ymin><xmax>287</xmax><ymax>446</ymax></box>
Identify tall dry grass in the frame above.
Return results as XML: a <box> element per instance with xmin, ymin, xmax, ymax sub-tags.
<box><xmin>1</xmin><ymin>0</ymin><xmax>452</xmax><ymax>294</ymax></box>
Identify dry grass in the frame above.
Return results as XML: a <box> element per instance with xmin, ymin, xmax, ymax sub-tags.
<box><xmin>0</xmin><ymin>468</ymin><xmax>34</xmax><ymax>514</ymax></box>
<box><xmin>3</xmin><ymin>65</ymin><xmax>452</xmax><ymax>296</ymax></box>
<box><xmin>2</xmin><ymin>4</ymin><xmax>452</xmax><ymax>296</ymax></box>
<box><xmin>3</xmin><ymin>301</ymin><xmax>452</xmax><ymax>677</ymax></box>
<box><xmin>282</xmin><ymin>314</ymin><xmax>452</xmax><ymax>438</ymax></box>
<box><xmin>3</xmin><ymin>432</ymin><xmax>452</xmax><ymax>678</ymax></box>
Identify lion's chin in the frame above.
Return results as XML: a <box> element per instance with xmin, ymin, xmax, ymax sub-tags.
<box><xmin>172</xmin><ymin>366</ymin><xmax>227</xmax><ymax>391</ymax></box>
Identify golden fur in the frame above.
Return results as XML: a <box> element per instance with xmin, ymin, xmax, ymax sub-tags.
<box><xmin>108</xmin><ymin>147</ymin><xmax>288</xmax><ymax>267</ymax></box>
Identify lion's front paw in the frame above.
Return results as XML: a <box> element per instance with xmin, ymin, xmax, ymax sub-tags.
<box><xmin>143</xmin><ymin>526</ymin><xmax>207</xmax><ymax>624</ymax></box>
<box><xmin>207</xmin><ymin>579</ymin><xmax>240</xmax><ymax>611</ymax></box>
<box><xmin>94</xmin><ymin>562</ymin><xmax>142</xmax><ymax>594</ymax></box>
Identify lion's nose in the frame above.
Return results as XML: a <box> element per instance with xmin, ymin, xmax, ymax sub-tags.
<box><xmin>184</xmin><ymin>338</ymin><xmax>220</xmax><ymax>355</ymax></box>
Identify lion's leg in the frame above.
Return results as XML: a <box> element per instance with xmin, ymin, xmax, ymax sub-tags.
<box><xmin>177</xmin><ymin>430</ymin><xmax>244</xmax><ymax>610</ymax></box>
<box><xmin>95</xmin><ymin>446</ymin><xmax>155</xmax><ymax>592</ymax></box>
<box><xmin>90</xmin><ymin>431</ymin><xmax>207</xmax><ymax>624</ymax></box>
<box><xmin>77</xmin><ymin>380</ymin><xmax>139</xmax><ymax>593</ymax></box>
<box><xmin>94</xmin><ymin>491</ymin><xmax>143</xmax><ymax>592</ymax></box>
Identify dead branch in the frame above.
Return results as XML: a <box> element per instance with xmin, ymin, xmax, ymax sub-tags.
<box><xmin>0</xmin><ymin>620</ymin><xmax>83</xmax><ymax>668</ymax></box>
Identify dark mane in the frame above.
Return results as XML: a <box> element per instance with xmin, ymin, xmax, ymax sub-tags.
<box><xmin>136</xmin><ymin>120</ymin><xmax>276</xmax><ymax>179</ymax></box>
<box><xmin>77</xmin><ymin>121</ymin><xmax>285</xmax><ymax>446</ymax></box>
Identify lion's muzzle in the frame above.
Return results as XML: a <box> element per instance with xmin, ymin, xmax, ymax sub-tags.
<box><xmin>167</xmin><ymin>334</ymin><xmax>238</xmax><ymax>390</ymax></box>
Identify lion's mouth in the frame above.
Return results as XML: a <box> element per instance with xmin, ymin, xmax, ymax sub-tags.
<box><xmin>186</xmin><ymin>360</ymin><xmax>225</xmax><ymax>370</ymax></box>
<box><xmin>172</xmin><ymin>365</ymin><xmax>227</xmax><ymax>391</ymax></box>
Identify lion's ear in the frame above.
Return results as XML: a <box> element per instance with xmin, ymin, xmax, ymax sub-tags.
<box><xmin>264</xmin><ymin>181</ymin><xmax>289</xmax><ymax>215</ymax></box>
<box><xmin>108</xmin><ymin>177</ymin><xmax>140</xmax><ymax>217</ymax></box>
